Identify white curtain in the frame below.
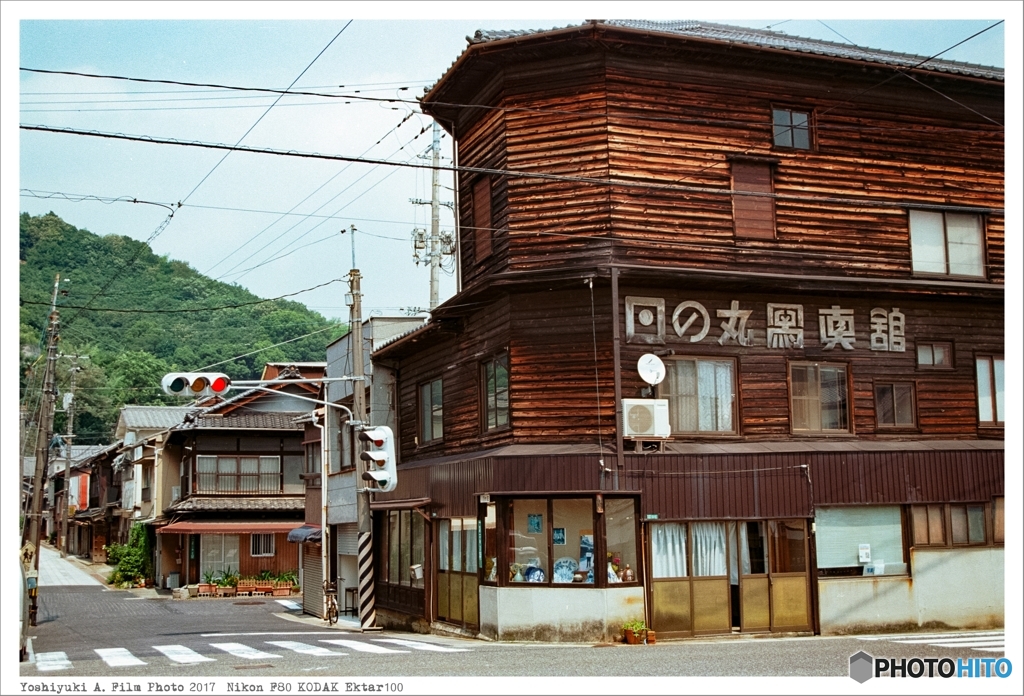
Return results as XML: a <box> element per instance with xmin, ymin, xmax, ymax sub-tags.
<box><xmin>651</xmin><ymin>523</ymin><xmax>687</xmax><ymax>578</ymax></box>
<box><xmin>691</xmin><ymin>522</ymin><xmax>727</xmax><ymax>577</ymax></box>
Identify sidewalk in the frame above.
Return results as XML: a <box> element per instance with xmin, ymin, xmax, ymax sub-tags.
<box><xmin>38</xmin><ymin>543</ymin><xmax>105</xmax><ymax>586</ymax></box>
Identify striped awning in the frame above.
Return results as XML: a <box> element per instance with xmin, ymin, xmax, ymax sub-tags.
<box><xmin>156</xmin><ymin>520</ymin><xmax>299</xmax><ymax>534</ymax></box>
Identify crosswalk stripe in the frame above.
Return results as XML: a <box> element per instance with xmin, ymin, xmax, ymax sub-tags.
<box><xmin>210</xmin><ymin>642</ymin><xmax>282</xmax><ymax>660</ymax></box>
<box><xmin>153</xmin><ymin>645</ymin><xmax>216</xmax><ymax>663</ymax></box>
<box><xmin>858</xmin><ymin>632</ymin><xmax>1003</xmax><ymax>641</ymax></box>
<box><xmin>373</xmin><ymin>638</ymin><xmax>470</xmax><ymax>652</ymax></box>
<box><xmin>275</xmin><ymin>599</ymin><xmax>302</xmax><ymax>611</ymax></box>
<box><xmin>95</xmin><ymin>648</ymin><xmax>147</xmax><ymax>667</ymax></box>
<box><xmin>266</xmin><ymin>640</ymin><xmax>347</xmax><ymax>656</ymax></box>
<box><xmin>36</xmin><ymin>652</ymin><xmax>73</xmax><ymax>671</ymax></box>
<box><xmin>320</xmin><ymin>639</ymin><xmax>409</xmax><ymax>654</ymax></box>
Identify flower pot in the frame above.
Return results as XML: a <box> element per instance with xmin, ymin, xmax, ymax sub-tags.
<box><xmin>187</xmin><ymin>585</ymin><xmax>199</xmax><ymax>598</ymax></box>
<box><xmin>198</xmin><ymin>583</ymin><xmax>214</xmax><ymax>595</ymax></box>
<box><xmin>623</xmin><ymin>629</ymin><xmax>646</xmax><ymax>645</ymax></box>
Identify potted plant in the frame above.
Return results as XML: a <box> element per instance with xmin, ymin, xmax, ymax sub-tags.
<box><xmin>198</xmin><ymin>570</ymin><xmax>216</xmax><ymax>595</ymax></box>
<box><xmin>236</xmin><ymin>575</ymin><xmax>256</xmax><ymax>596</ymax></box>
<box><xmin>187</xmin><ymin>584</ymin><xmax>199</xmax><ymax>598</ymax></box>
<box><xmin>622</xmin><ymin>618</ymin><xmax>647</xmax><ymax>645</ymax></box>
<box><xmin>272</xmin><ymin>571</ymin><xmax>295</xmax><ymax>596</ymax></box>
<box><xmin>255</xmin><ymin>570</ymin><xmax>274</xmax><ymax>594</ymax></box>
<box><xmin>216</xmin><ymin>569</ymin><xmax>238</xmax><ymax>597</ymax></box>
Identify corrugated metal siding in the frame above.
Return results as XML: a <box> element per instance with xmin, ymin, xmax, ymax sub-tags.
<box><xmin>301</xmin><ymin>544</ymin><xmax>323</xmax><ymax>618</ymax></box>
<box><xmin>335</xmin><ymin>523</ymin><xmax>358</xmax><ymax>556</ymax></box>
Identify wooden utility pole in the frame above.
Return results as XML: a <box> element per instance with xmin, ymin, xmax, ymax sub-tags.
<box><xmin>24</xmin><ymin>274</ymin><xmax>61</xmax><ymax>626</ymax></box>
<box><xmin>59</xmin><ymin>357</ymin><xmax>82</xmax><ymax>558</ymax></box>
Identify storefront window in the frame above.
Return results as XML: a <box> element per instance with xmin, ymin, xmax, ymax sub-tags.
<box><xmin>651</xmin><ymin>522</ymin><xmax>688</xmax><ymax>578</ymax></box>
<box><xmin>379</xmin><ymin>510</ymin><xmax>426</xmax><ymax>588</ymax></box>
<box><xmin>551</xmin><ymin>499</ymin><xmax>594</xmax><ymax>583</ymax></box>
<box><xmin>483</xmin><ymin>504</ymin><xmax>497</xmax><ymax>582</ymax></box>
<box><xmin>509</xmin><ymin>499</ymin><xmax>549</xmax><ymax>583</ymax></box>
<box><xmin>605</xmin><ymin>498</ymin><xmax>638</xmax><ymax>583</ymax></box>
<box><xmin>690</xmin><ymin>522</ymin><xmax>728</xmax><ymax>576</ymax></box>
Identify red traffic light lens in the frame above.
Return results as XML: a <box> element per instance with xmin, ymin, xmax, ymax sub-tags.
<box><xmin>210</xmin><ymin>376</ymin><xmax>229</xmax><ymax>393</ymax></box>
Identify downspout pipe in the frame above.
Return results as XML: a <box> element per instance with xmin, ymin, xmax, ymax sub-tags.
<box><xmin>313</xmin><ymin>409</ymin><xmax>329</xmax><ymax>620</ymax></box>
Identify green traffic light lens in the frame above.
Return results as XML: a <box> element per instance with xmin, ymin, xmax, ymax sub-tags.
<box><xmin>170</xmin><ymin>377</ymin><xmax>187</xmax><ymax>393</ymax></box>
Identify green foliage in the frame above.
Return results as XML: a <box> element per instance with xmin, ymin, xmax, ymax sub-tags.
<box><xmin>622</xmin><ymin>618</ymin><xmax>647</xmax><ymax>633</ymax></box>
<box><xmin>104</xmin><ymin>542</ymin><xmax>128</xmax><ymax>566</ymax></box>
<box><xmin>218</xmin><ymin>568</ymin><xmax>239</xmax><ymax>587</ymax></box>
<box><xmin>202</xmin><ymin>570</ymin><xmax>218</xmax><ymax>585</ymax></box>
<box><xmin>109</xmin><ymin>522</ymin><xmax>152</xmax><ymax>585</ymax></box>
<box><xmin>19</xmin><ymin>212</ymin><xmax>347</xmax><ymax>442</ymax></box>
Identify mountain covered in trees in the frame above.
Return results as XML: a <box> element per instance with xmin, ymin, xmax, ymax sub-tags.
<box><xmin>20</xmin><ymin>212</ymin><xmax>347</xmax><ymax>444</ymax></box>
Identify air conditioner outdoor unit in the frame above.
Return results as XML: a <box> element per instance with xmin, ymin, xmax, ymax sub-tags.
<box><xmin>622</xmin><ymin>398</ymin><xmax>671</xmax><ymax>439</ymax></box>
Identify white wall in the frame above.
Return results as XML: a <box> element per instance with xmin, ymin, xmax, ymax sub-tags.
<box><xmin>818</xmin><ymin>546</ymin><xmax>1004</xmax><ymax>634</ymax></box>
<box><xmin>479</xmin><ymin>585</ymin><xmax>646</xmax><ymax>642</ymax></box>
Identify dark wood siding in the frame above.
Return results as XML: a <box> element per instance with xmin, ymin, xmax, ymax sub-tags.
<box><xmin>732</xmin><ymin>160</ymin><xmax>775</xmax><ymax>239</ymax></box>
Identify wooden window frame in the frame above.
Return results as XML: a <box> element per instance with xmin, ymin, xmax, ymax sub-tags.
<box><xmin>787</xmin><ymin>361</ymin><xmax>852</xmax><ymax>435</ymax></box>
<box><xmin>916</xmin><ymin>341</ymin><xmax>953</xmax><ymax>370</ymax></box>
<box><xmin>472</xmin><ymin>176</ymin><xmax>493</xmax><ymax>264</ymax></box>
<box><xmin>418</xmin><ymin>377</ymin><xmax>444</xmax><ymax>446</ymax></box>
<box><xmin>481</xmin><ymin>352</ymin><xmax>510</xmax><ymax>434</ymax></box>
<box><xmin>730</xmin><ymin>157</ymin><xmax>776</xmax><ymax>240</ymax></box>
<box><xmin>908</xmin><ymin>210</ymin><xmax>987</xmax><ymax>279</ymax></box>
<box><xmin>910</xmin><ymin>502</ymin><xmax>997</xmax><ymax>549</ymax></box>
<box><xmin>974</xmin><ymin>354</ymin><xmax>1004</xmax><ymax>427</ymax></box>
<box><xmin>771</xmin><ymin>107</ymin><xmax>813</xmax><ymax>150</ymax></box>
<box><xmin>873</xmin><ymin>380</ymin><xmax>918</xmax><ymax>431</ymax></box>
<box><xmin>658</xmin><ymin>356</ymin><xmax>739</xmax><ymax>436</ymax></box>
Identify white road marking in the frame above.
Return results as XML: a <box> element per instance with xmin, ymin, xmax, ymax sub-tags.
<box><xmin>275</xmin><ymin>599</ymin><xmax>302</xmax><ymax>610</ymax></box>
<box><xmin>153</xmin><ymin>644</ymin><xmax>216</xmax><ymax>663</ymax></box>
<box><xmin>894</xmin><ymin>638</ymin><xmax>1005</xmax><ymax>646</ymax></box>
<box><xmin>202</xmin><ymin>631</ymin><xmax>349</xmax><ymax>637</ymax></box>
<box><xmin>373</xmin><ymin>638</ymin><xmax>471</xmax><ymax>652</ymax></box>
<box><xmin>209</xmin><ymin>642</ymin><xmax>282</xmax><ymax>660</ymax></box>
<box><xmin>972</xmin><ymin>647</ymin><xmax>1007</xmax><ymax>652</ymax></box>
<box><xmin>266</xmin><ymin>640</ymin><xmax>346</xmax><ymax>657</ymax></box>
<box><xmin>858</xmin><ymin>631</ymin><xmax>1004</xmax><ymax>653</ymax></box>
<box><xmin>320</xmin><ymin>639</ymin><xmax>410</xmax><ymax>654</ymax></box>
<box><xmin>35</xmin><ymin>652</ymin><xmax>72</xmax><ymax>671</ymax></box>
<box><xmin>95</xmin><ymin>647</ymin><xmax>147</xmax><ymax>667</ymax></box>
<box><xmin>857</xmin><ymin>631</ymin><xmax>1003</xmax><ymax>641</ymax></box>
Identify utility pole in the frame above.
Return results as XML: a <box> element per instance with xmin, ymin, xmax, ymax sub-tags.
<box><xmin>410</xmin><ymin>121</ymin><xmax>454</xmax><ymax>311</ymax></box>
<box><xmin>59</xmin><ymin>357</ymin><xmax>83</xmax><ymax>558</ymax></box>
<box><xmin>349</xmin><ymin>267</ymin><xmax>377</xmax><ymax>630</ymax></box>
<box><xmin>23</xmin><ymin>274</ymin><xmax>61</xmax><ymax>626</ymax></box>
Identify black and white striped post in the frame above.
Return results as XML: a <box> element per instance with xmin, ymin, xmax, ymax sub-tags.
<box><xmin>356</xmin><ymin>531</ymin><xmax>376</xmax><ymax>629</ymax></box>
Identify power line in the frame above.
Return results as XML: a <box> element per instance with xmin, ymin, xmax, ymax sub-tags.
<box><xmin>20</xmin><ymin>124</ymin><xmax>1004</xmax><ymax>214</ymax></box>
<box><xmin>20</xmin><ymin>278</ymin><xmax>346</xmax><ymax>314</ymax></box>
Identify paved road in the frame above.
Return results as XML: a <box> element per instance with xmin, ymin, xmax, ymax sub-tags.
<box><xmin>37</xmin><ymin>544</ymin><xmax>103</xmax><ymax>586</ymax></box>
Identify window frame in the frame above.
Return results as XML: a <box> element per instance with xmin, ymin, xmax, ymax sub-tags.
<box><xmin>975</xmin><ymin>354</ymin><xmax>1004</xmax><ymax>427</ymax></box>
<box><xmin>908</xmin><ymin>209</ymin><xmax>986</xmax><ymax>279</ymax></box>
<box><xmin>910</xmin><ymin>502</ymin><xmax>998</xmax><ymax>549</ymax></box>
<box><xmin>481</xmin><ymin>352</ymin><xmax>510</xmax><ymax>433</ymax></box>
<box><xmin>658</xmin><ymin>356</ymin><xmax>739</xmax><ymax>436</ymax></box>
<box><xmin>250</xmin><ymin>533</ymin><xmax>275</xmax><ymax>557</ymax></box>
<box><xmin>873</xmin><ymin>380</ymin><xmax>918</xmax><ymax>430</ymax></box>
<box><xmin>787</xmin><ymin>361</ymin><xmax>852</xmax><ymax>435</ymax></box>
<box><xmin>771</xmin><ymin>107</ymin><xmax>813</xmax><ymax>150</ymax></box>
<box><xmin>916</xmin><ymin>341</ymin><xmax>953</xmax><ymax>370</ymax></box>
<box><xmin>418</xmin><ymin>377</ymin><xmax>444</xmax><ymax>445</ymax></box>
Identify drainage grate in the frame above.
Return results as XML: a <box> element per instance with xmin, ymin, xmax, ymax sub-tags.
<box><xmin>233</xmin><ymin>601</ymin><xmax>266</xmax><ymax>606</ymax></box>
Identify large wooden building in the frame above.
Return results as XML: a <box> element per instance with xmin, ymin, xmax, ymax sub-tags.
<box><xmin>369</xmin><ymin>21</ymin><xmax>1004</xmax><ymax>641</ymax></box>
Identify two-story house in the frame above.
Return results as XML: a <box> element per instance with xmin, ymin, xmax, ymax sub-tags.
<box><xmin>156</xmin><ymin>363</ymin><xmax>324</xmax><ymax>586</ymax></box>
<box><xmin>369</xmin><ymin>21</ymin><xmax>1004</xmax><ymax>642</ymax></box>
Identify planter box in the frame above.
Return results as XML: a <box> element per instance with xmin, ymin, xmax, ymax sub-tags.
<box><xmin>216</xmin><ymin>586</ymin><xmax>237</xmax><ymax>597</ymax></box>
<box><xmin>272</xmin><ymin>587</ymin><xmax>291</xmax><ymax>597</ymax></box>
<box><xmin>197</xmin><ymin>583</ymin><xmax>215</xmax><ymax>595</ymax></box>
<box><xmin>237</xmin><ymin>584</ymin><xmax>256</xmax><ymax>596</ymax></box>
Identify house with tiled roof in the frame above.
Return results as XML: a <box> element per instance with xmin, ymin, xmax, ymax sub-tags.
<box><xmin>153</xmin><ymin>363</ymin><xmax>325</xmax><ymax>589</ymax></box>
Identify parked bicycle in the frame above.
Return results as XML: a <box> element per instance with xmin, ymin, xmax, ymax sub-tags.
<box><xmin>323</xmin><ymin>580</ymin><xmax>339</xmax><ymax>625</ymax></box>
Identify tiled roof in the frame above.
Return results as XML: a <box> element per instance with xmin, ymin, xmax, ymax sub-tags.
<box><xmin>185</xmin><ymin>412</ymin><xmax>305</xmax><ymax>430</ymax></box>
<box><xmin>169</xmin><ymin>496</ymin><xmax>305</xmax><ymax>512</ymax></box>
<box><xmin>119</xmin><ymin>405</ymin><xmax>195</xmax><ymax>430</ymax></box>
<box><xmin>466</xmin><ymin>20</ymin><xmax>1002</xmax><ymax>81</ymax></box>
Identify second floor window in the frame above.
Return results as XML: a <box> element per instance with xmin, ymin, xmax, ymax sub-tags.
<box><xmin>790</xmin><ymin>362</ymin><xmax>849</xmax><ymax>434</ymax></box>
<box><xmin>772</xmin><ymin>108</ymin><xmax>811</xmax><ymax>149</ymax></box>
<box><xmin>419</xmin><ymin>378</ymin><xmax>443</xmax><ymax>444</ymax></box>
<box><xmin>197</xmin><ymin>455</ymin><xmax>282</xmax><ymax>494</ymax></box>
<box><xmin>975</xmin><ymin>355</ymin><xmax>1004</xmax><ymax>425</ymax></box>
<box><xmin>482</xmin><ymin>353</ymin><xmax>510</xmax><ymax>431</ymax></box>
<box><xmin>909</xmin><ymin>210</ymin><xmax>984</xmax><ymax>277</ymax></box>
<box><xmin>874</xmin><ymin>382</ymin><xmax>916</xmax><ymax>428</ymax></box>
<box><xmin>660</xmin><ymin>358</ymin><xmax>737</xmax><ymax>434</ymax></box>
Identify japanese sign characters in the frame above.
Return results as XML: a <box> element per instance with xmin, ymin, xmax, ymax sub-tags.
<box><xmin>625</xmin><ymin>296</ymin><xmax>907</xmax><ymax>352</ymax></box>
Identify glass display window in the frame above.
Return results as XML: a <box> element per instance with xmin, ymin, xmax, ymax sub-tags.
<box><xmin>604</xmin><ymin>498</ymin><xmax>638</xmax><ymax>583</ymax></box>
<box><xmin>552</xmin><ymin>499</ymin><xmax>594</xmax><ymax>584</ymax></box>
<box><xmin>509</xmin><ymin>499</ymin><xmax>548</xmax><ymax>583</ymax></box>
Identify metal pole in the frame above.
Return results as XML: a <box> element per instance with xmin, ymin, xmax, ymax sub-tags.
<box><xmin>429</xmin><ymin>121</ymin><xmax>441</xmax><ymax>310</ymax></box>
<box><xmin>24</xmin><ymin>274</ymin><xmax>61</xmax><ymax>626</ymax></box>
<box><xmin>349</xmin><ymin>268</ymin><xmax>377</xmax><ymax>630</ymax></box>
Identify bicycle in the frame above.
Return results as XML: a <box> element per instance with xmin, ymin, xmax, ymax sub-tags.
<box><xmin>323</xmin><ymin>580</ymin><xmax>339</xmax><ymax>625</ymax></box>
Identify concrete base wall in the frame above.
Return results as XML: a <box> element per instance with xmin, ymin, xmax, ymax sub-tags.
<box><xmin>479</xmin><ymin>585</ymin><xmax>646</xmax><ymax>642</ymax></box>
<box><xmin>818</xmin><ymin>546</ymin><xmax>1004</xmax><ymax>634</ymax></box>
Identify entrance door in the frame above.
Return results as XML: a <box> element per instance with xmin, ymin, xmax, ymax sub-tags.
<box><xmin>737</xmin><ymin>521</ymin><xmax>771</xmax><ymax>632</ymax></box>
<box><xmin>436</xmin><ymin>518</ymin><xmax>479</xmax><ymax>629</ymax></box>
<box><xmin>768</xmin><ymin>519</ymin><xmax>811</xmax><ymax>631</ymax></box>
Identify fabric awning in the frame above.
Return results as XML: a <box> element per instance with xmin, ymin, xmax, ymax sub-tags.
<box><xmin>286</xmin><ymin>524</ymin><xmax>322</xmax><ymax>544</ymax></box>
<box><xmin>157</xmin><ymin>520</ymin><xmax>300</xmax><ymax>535</ymax></box>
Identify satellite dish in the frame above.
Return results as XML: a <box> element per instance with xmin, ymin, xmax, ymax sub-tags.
<box><xmin>637</xmin><ymin>353</ymin><xmax>666</xmax><ymax>386</ymax></box>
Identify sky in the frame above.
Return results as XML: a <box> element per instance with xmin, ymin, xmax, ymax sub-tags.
<box><xmin>3</xmin><ymin>2</ymin><xmax>1022</xmax><ymax>693</ymax></box>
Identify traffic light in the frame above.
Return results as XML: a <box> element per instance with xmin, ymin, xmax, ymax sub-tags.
<box><xmin>161</xmin><ymin>372</ymin><xmax>232</xmax><ymax>398</ymax></box>
<box><xmin>358</xmin><ymin>426</ymin><xmax>396</xmax><ymax>493</ymax></box>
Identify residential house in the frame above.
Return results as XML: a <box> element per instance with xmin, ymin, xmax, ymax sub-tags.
<box><xmin>43</xmin><ymin>444</ymin><xmax>111</xmax><ymax>560</ymax></box>
<box><xmin>370</xmin><ymin>21</ymin><xmax>1004</xmax><ymax>641</ymax></box>
<box><xmin>156</xmin><ymin>363</ymin><xmax>324</xmax><ymax>587</ymax></box>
